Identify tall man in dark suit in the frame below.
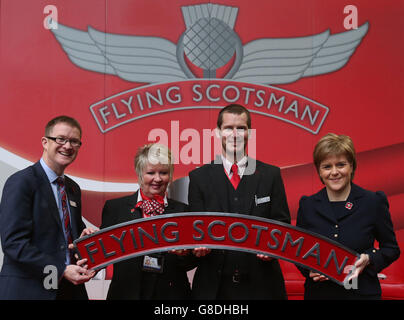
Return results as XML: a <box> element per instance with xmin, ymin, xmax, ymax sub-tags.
<box><xmin>0</xmin><ymin>115</ymin><xmax>95</xmax><ymax>299</ymax></box>
<box><xmin>188</xmin><ymin>104</ymin><xmax>291</xmax><ymax>299</ymax></box>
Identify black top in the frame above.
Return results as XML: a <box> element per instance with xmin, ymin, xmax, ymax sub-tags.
<box><xmin>330</xmin><ymin>200</ymin><xmax>349</xmax><ymax>221</ymax></box>
<box><xmin>296</xmin><ymin>183</ymin><xmax>400</xmax><ymax>299</ymax></box>
<box><xmin>101</xmin><ymin>191</ymin><xmax>194</xmax><ymax>300</ymax></box>
<box><xmin>188</xmin><ymin>158</ymin><xmax>291</xmax><ymax>299</ymax></box>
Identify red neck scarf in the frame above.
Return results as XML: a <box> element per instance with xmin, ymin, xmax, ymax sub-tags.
<box><xmin>135</xmin><ymin>189</ymin><xmax>165</xmax><ymax>217</ymax></box>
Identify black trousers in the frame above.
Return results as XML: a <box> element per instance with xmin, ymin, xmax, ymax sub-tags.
<box><xmin>56</xmin><ymin>278</ymin><xmax>88</xmax><ymax>300</ymax></box>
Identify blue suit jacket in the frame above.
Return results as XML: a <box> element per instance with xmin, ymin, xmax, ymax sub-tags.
<box><xmin>296</xmin><ymin>183</ymin><xmax>400</xmax><ymax>298</ymax></box>
<box><xmin>0</xmin><ymin>161</ymin><xmax>87</xmax><ymax>299</ymax></box>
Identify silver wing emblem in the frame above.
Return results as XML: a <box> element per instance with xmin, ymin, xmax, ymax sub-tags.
<box><xmin>50</xmin><ymin>7</ymin><xmax>368</xmax><ymax>85</ymax></box>
<box><xmin>51</xmin><ymin>21</ymin><xmax>187</xmax><ymax>83</ymax></box>
<box><xmin>232</xmin><ymin>23</ymin><xmax>369</xmax><ymax>84</ymax></box>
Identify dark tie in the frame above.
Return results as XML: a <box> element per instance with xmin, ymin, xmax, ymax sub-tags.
<box><xmin>56</xmin><ymin>177</ymin><xmax>74</xmax><ymax>261</ymax></box>
<box><xmin>230</xmin><ymin>163</ymin><xmax>240</xmax><ymax>189</ymax></box>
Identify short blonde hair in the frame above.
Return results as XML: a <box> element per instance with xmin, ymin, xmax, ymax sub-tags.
<box><xmin>134</xmin><ymin>143</ymin><xmax>174</xmax><ymax>183</ymax></box>
<box><xmin>313</xmin><ymin>133</ymin><xmax>357</xmax><ymax>180</ymax></box>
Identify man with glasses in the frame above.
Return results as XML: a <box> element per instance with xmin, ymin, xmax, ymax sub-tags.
<box><xmin>0</xmin><ymin>115</ymin><xmax>95</xmax><ymax>299</ymax></box>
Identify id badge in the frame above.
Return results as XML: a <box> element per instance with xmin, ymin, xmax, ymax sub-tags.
<box><xmin>142</xmin><ymin>254</ymin><xmax>164</xmax><ymax>273</ymax></box>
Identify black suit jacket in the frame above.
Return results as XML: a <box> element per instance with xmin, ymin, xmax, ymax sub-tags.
<box><xmin>0</xmin><ymin>161</ymin><xmax>88</xmax><ymax>299</ymax></box>
<box><xmin>296</xmin><ymin>183</ymin><xmax>400</xmax><ymax>299</ymax></box>
<box><xmin>100</xmin><ymin>191</ymin><xmax>193</xmax><ymax>300</ymax></box>
<box><xmin>188</xmin><ymin>158</ymin><xmax>291</xmax><ymax>299</ymax></box>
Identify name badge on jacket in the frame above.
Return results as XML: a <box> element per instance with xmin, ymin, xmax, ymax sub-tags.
<box><xmin>142</xmin><ymin>255</ymin><xmax>164</xmax><ymax>273</ymax></box>
<box><xmin>255</xmin><ymin>195</ymin><xmax>271</xmax><ymax>206</ymax></box>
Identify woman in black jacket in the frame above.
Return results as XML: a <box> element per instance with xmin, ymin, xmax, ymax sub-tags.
<box><xmin>101</xmin><ymin>143</ymin><xmax>193</xmax><ymax>300</ymax></box>
<box><xmin>296</xmin><ymin>133</ymin><xmax>400</xmax><ymax>299</ymax></box>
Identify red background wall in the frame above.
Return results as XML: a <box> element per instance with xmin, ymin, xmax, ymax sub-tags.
<box><xmin>0</xmin><ymin>0</ymin><xmax>403</xmax><ymax>299</ymax></box>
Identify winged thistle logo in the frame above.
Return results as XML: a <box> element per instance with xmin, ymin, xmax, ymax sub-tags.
<box><xmin>49</xmin><ymin>3</ymin><xmax>368</xmax><ymax>133</ymax></box>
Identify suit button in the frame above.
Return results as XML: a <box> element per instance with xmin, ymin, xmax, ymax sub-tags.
<box><xmin>335</xmin><ymin>225</ymin><xmax>339</xmax><ymax>228</ymax></box>
<box><xmin>234</xmin><ymin>197</ymin><xmax>238</xmax><ymax>201</ymax></box>
<box><xmin>334</xmin><ymin>234</ymin><xmax>338</xmax><ymax>238</ymax></box>
<box><xmin>60</xmin><ymin>245</ymin><xmax>65</xmax><ymax>250</ymax></box>
<box><xmin>372</xmin><ymin>249</ymin><xmax>377</xmax><ymax>253</ymax></box>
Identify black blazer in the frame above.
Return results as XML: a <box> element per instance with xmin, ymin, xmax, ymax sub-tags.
<box><xmin>296</xmin><ymin>183</ymin><xmax>400</xmax><ymax>299</ymax></box>
<box><xmin>100</xmin><ymin>191</ymin><xmax>193</xmax><ymax>300</ymax></box>
<box><xmin>0</xmin><ymin>161</ymin><xmax>88</xmax><ymax>299</ymax></box>
<box><xmin>188</xmin><ymin>158</ymin><xmax>291</xmax><ymax>299</ymax></box>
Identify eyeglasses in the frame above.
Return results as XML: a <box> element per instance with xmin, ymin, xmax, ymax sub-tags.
<box><xmin>46</xmin><ymin>136</ymin><xmax>82</xmax><ymax>148</ymax></box>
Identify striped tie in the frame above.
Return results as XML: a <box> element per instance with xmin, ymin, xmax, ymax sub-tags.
<box><xmin>56</xmin><ymin>177</ymin><xmax>74</xmax><ymax>261</ymax></box>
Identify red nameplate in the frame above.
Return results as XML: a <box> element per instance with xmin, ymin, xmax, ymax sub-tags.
<box><xmin>74</xmin><ymin>213</ymin><xmax>359</xmax><ymax>285</ymax></box>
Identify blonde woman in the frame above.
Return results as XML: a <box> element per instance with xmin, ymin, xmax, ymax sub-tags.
<box><xmin>100</xmin><ymin>143</ymin><xmax>193</xmax><ymax>300</ymax></box>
